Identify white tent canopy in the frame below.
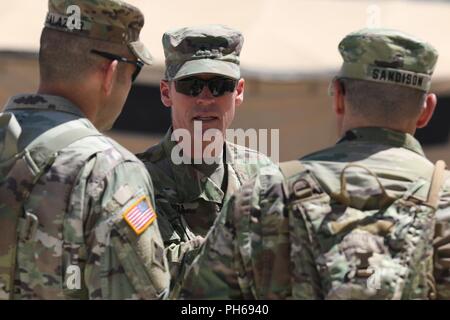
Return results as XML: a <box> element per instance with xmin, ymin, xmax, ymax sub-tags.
<box><xmin>2</xmin><ymin>0</ymin><xmax>450</xmax><ymax>81</ymax></box>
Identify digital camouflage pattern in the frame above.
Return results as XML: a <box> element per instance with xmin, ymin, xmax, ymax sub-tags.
<box><xmin>179</xmin><ymin>162</ymin><xmax>285</xmax><ymax>300</ymax></box>
<box><xmin>0</xmin><ymin>94</ymin><xmax>170</xmax><ymax>299</ymax></box>
<box><xmin>137</xmin><ymin>129</ymin><xmax>275</xmax><ymax>292</ymax></box>
<box><xmin>338</xmin><ymin>28</ymin><xmax>438</xmax><ymax>91</ymax></box>
<box><xmin>180</xmin><ymin>128</ymin><xmax>450</xmax><ymax>299</ymax></box>
<box><xmin>45</xmin><ymin>0</ymin><xmax>152</xmax><ymax>64</ymax></box>
<box><xmin>163</xmin><ymin>24</ymin><xmax>243</xmax><ymax>80</ymax></box>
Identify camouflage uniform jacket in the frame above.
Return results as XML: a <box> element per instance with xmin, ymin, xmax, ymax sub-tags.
<box><xmin>137</xmin><ymin>128</ymin><xmax>275</xmax><ymax>284</ymax></box>
<box><xmin>180</xmin><ymin>127</ymin><xmax>450</xmax><ymax>299</ymax></box>
<box><xmin>0</xmin><ymin>94</ymin><xmax>169</xmax><ymax>300</ymax></box>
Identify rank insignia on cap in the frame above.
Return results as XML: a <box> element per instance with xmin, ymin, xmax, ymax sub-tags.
<box><xmin>123</xmin><ymin>196</ymin><xmax>157</xmax><ymax>235</ymax></box>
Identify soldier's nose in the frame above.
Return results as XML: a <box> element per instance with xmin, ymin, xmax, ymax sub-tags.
<box><xmin>195</xmin><ymin>86</ymin><xmax>216</xmax><ymax>104</ymax></box>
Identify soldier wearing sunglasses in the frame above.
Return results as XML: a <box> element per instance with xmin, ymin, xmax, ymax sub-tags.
<box><xmin>137</xmin><ymin>25</ymin><xmax>276</xmax><ymax>292</ymax></box>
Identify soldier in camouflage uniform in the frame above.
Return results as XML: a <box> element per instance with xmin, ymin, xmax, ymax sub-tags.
<box><xmin>180</xmin><ymin>29</ymin><xmax>450</xmax><ymax>300</ymax></box>
<box><xmin>0</xmin><ymin>0</ymin><xmax>170</xmax><ymax>299</ymax></box>
<box><xmin>137</xmin><ymin>25</ymin><xmax>274</xmax><ymax>289</ymax></box>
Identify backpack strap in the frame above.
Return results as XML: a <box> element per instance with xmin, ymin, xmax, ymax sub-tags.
<box><xmin>388</xmin><ymin>161</ymin><xmax>447</xmax><ymax>300</ymax></box>
<box><xmin>12</xmin><ymin>126</ymin><xmax>102</xmax><ymax>202</ymax></box>
<box><xmin>426</xmin><ymin>160</ymin><xmax>447</xmax><ymax>209</ymax></box>
<box><xmin>0</xmin><ymin>113</ymin><xmax>22</xmax><ymax>161</ymax></box>
<box><xmin>30</xmin><ymin>127</ymin><xmax>101</xmax><ymax>168</ymax></box>
<box><xmin>279</xmin><ymin>160</ymin><xmax>325</xmax><ymax>299</ymax></box>
<box><xmin>426</xmin><ymin>160</ymin><xmax>448</xmax><ymax>300</ymax></box>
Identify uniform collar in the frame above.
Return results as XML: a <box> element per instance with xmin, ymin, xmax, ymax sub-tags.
<box><xmin>161</xmin><ymin>128</ymin><xmax>225</xmax><ymax>204</ymax></box>
<box><xmin>337</xmin><ymin>127</ymin><xmax>425</xmax><ymax>156</ymax></box>
<box><xmin>4</xmin><ymin>94</ymin><xmax>86</xmax><ymax>118</ymax></box>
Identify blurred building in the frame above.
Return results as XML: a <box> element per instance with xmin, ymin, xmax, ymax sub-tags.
<box><xmin>1</xmin><ymin>0</ymin><xmax>449</xmax><ymax>162</ymax></box>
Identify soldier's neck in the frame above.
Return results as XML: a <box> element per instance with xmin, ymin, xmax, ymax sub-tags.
<box><xmin>341</xmin><ymin>116</ymin><xmax>416</xmax><ymax>136</ymax></box>
<box><xmin>37</xmin><ymin>83</ymin><xmax>98</xmax><ymax>124</ymax></box>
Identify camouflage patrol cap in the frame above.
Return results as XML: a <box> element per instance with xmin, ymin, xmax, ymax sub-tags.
<box><xmin>162</xmin><ymin>24</ymin><xmax>243</xmax><ymax>80</ymax></box>
<box><xmin>338</xmin><ymin>28</ymin><xmax>438</xmax><ymax>91</ymax></box>
<box><xmin>45</xmin><ymin>0</ymin><xmax>152</xmax><ymax>64</ymax></box>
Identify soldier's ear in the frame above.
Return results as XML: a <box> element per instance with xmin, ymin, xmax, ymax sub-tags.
<box><xmin>234</xmin><ymin>78</ymin><xmax>245</xmax><ymax>107</ymax></box>
<box><xmin>416</xmin><ymin>93</ymin><xmax>437</xmax><ymax>128</ymax></box>
<box><xmin>332</xmin><ymin>79</ymin><xmax>346</xmax><ymax>116</ymax></box>
<box><xmin>160</xmin><ymin>80</ymin><xmax>172</xmax><ymax>107</ymax></box>
<box><xmin>102</xmin><ymin>60</ymin><xmax>119</xmax><ymax>96</ymax></box>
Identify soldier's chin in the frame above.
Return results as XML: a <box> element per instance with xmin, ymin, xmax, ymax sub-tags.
<box><xmin>202</xmin><ymin>121</ymin><xmax>221</xmax><ymax>131</ymax></box>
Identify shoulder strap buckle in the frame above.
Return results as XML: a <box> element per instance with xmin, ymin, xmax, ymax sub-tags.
<box><xmin>280</xmin><ymin>160</ymin><xmax>322</xmax><ymax>201</ymax></box>
<box><xmin>292</xmin><ymin>178</ymin><xmax>314</xmax><ymax>198</ymax></box>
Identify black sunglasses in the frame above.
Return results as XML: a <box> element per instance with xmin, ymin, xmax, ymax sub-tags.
<box><xmin>174</xmin><ymin>76</ymin><xmax>238</xmax><ymax>97</ymax></box>
<box><xmin>90</xmin><ymin>49</ymin><xmax>144</xmax><ymax>82</ymax></box>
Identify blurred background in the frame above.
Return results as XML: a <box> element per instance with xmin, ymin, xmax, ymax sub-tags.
<box><xmin>1</xmin><ymin>0</ymin><xmax>450</xmax><ymax>162</ymax></box>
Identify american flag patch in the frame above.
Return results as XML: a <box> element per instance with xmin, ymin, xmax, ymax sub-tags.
<box><xmin>123</xmin><ymin>196</ymin><xmax>157</xmax><ymax>235</ymax></box>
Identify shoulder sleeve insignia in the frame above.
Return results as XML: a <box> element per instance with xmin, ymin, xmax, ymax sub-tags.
<box><xmin>123</xmin><ymin>196</ymin><xmax>157</xmax><ymax>235</ymax></box>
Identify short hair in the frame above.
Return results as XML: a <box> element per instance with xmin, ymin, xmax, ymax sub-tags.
<box><xmin>339</xmin><ymin>78</ymin><xmax>427</xmax><ymax>122</ymax></box>
<box><xmin>39</xmin><ymin>27</ymin><xmax>131</xmax><ymax>84</ymax></box>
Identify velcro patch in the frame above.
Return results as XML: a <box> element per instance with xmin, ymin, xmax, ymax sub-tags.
<box><xmin>123</xmin><ymin>196</ymin><xmax>157</xmax><ymax>235</ymax></box>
